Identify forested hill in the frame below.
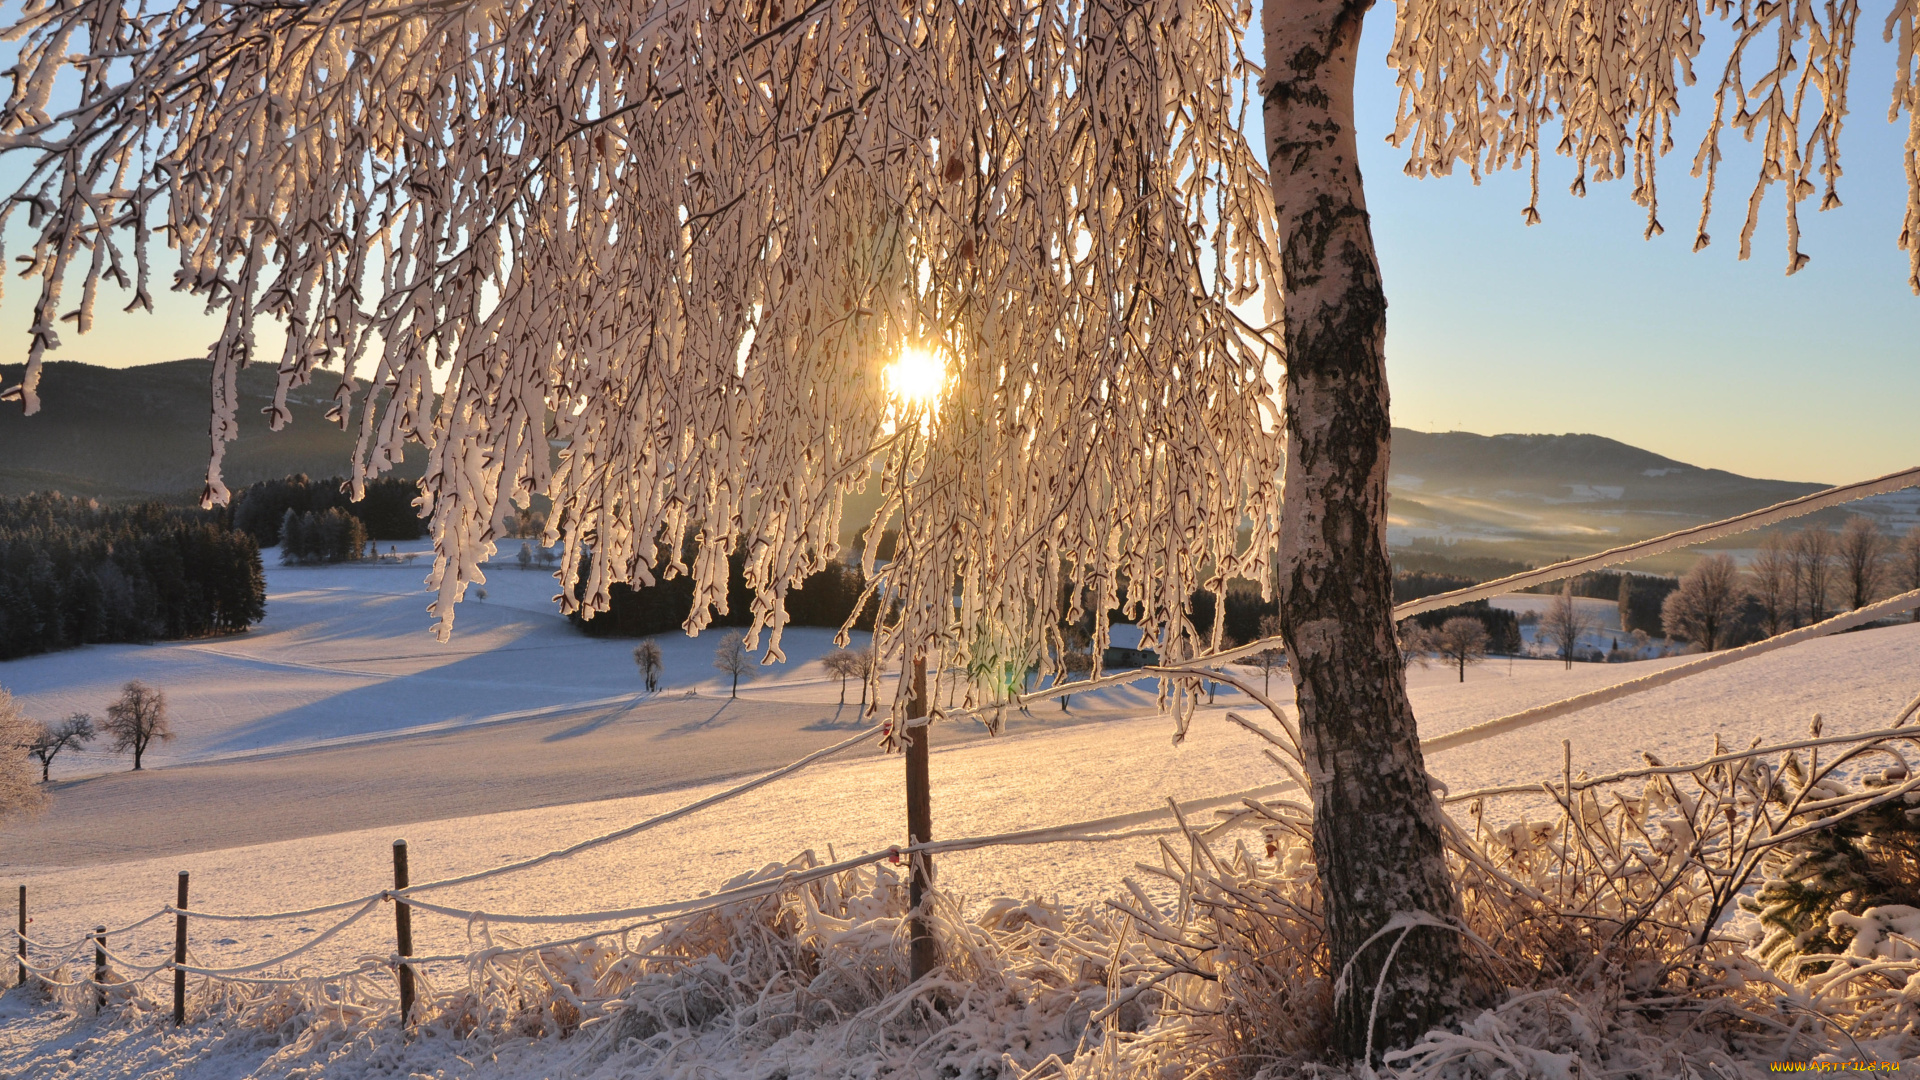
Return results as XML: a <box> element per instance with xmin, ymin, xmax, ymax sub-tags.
<box><xmin>1389</xmin><ymin>429</ymin><xmax>1826</xmax><ymax>520</ymax></box>
<box><xmin>1381</xmin><ymin>429</ymin><xmax>1883</xmax><ymax>560</ymax></box>
<box><xmin>0</xmin><ymin>360</ymin><xmax>422</xmax><ymax>500</ymax></box>
<box><xmin>0</xmin><ymin>361</ymin><xmax>1866</xmax><ymax>540</ymax></box>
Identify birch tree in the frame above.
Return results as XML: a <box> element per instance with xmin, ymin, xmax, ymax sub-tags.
<box><xmin>1792</xmin><ymin>528</ymin><xmax>1839</xmax><ymax>623</ymax></box>
<box><xmin>1662</xmin><ymin>553</ymin><xmax>1747</xmax><ymax>650</ymax></box>
<box><xmin>1837</xmin><ymin>515</ymin><xmax>1889</xmax><ymax>610</ymax></box>
<box><xmin>1749</xmin><ymin>532</ymin><xmax>1798</xmax><ymax>636</ymax></box>
<box><xmin>4</xmin><ymin>0</ymin><xmax>1918</xmax><ymax>1060</ymax></box>
<box><xmin>1897</xmin><ymin>527</ymin><xmax>1920</xmax><ymax>620</ymax></box>
<box><xmin>1541</xmin><ymin>585</ymin><xmax>1592</xmax><ymax>667</ymax></box>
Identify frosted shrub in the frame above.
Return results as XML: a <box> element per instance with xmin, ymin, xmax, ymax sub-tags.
<box><xmin>1054</xmin><ymin>709</ymin><xmax>1920</xmax><ymax>1077</ymax></box>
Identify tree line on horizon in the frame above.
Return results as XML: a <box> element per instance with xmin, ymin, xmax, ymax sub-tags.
<box><xmin>1661</xmin><ymin>517</ymin><xmax>1920</xmax><ymax>652</ymax></box>
<box><xmin>225</xmin><ymin>475</ymin><xmax>427</xmax><ymax>549</ymax></box>
<box><xmin>0</xmin><ymin>493</ymin><xmax>265</xmax><ymax>660</ymax></box>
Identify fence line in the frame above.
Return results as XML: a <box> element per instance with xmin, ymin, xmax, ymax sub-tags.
<box><xmin>18</xmin><ymin>773</ymin><xmax>1301</xmax><ymax>1000</ymax></box>
<box><xmin>1392</xmin><ymin>464</ymin><xmax>1920</xmax><ymax>618</ymax></box>
<box><xmin>1444</xmin><ymin>720</ymin><xmax>1920</xmax><ymax>804</ymax></box>
<box><xmin>1010</xmin><ymin>463</ymin><xmax>1920</xmax><ymax>696</ymax></box>
<box><xmin>21</xmin><ymin>464</ymin><xmax>1918</xmax><ymax>1018</ymax></box>
<box><xmin>171</xmin><ymin>723</ymin><xmax>886</xmax><ymax>925</ymax></box>
<box><xmin>1421</xmin><ymin>588</ymin><xmax>1920</xmax><ymax>758</ymax></box>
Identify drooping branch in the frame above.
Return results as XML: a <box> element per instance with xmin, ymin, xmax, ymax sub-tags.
<box><xmin>0</xmin><ymin>0</ymin><xmax>1284</xmax><ymax>724</ymax></box>
<box><xmin>1388</xmin><ymin>0</ymin><xmax>1920</xmax><ymax>290</ymax></box>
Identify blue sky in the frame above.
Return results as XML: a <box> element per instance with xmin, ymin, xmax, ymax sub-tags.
<box><xmin>1</xmin><ymin>7</ymin><xmax>1912</xmax><ymax>485</ymax></box>
<box><xmin>1337</xmin><ymin>10</ymin><xmax>1916</xmax><ymax>484</ymax></box>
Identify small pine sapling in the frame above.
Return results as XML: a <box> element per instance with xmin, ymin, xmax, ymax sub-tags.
<box><xmin>1743</xmin><ymin>754</ymin><xmax>1920</xmax><ymax>975</ymax></box>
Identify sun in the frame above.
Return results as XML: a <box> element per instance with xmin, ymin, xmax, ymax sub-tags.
<box><xmin>884</xmin><ymin>346</ymin><xmax>947</xmax><ymax>407</ymax></box>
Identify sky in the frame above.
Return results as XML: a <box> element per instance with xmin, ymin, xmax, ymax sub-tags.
<box><xmin>0</xmin><ymin>9</ymin><xmax>1912</xmax><ymax>486</ymax></box>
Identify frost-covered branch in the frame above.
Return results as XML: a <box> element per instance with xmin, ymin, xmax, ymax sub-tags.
<box><xmin>0</xmin><ymin>0</ymin><xmax>1283</xmax><ymax>717</ymax></box>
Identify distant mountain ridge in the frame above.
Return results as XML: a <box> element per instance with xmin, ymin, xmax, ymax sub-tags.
<box><xmin>0</xmin><ymin>359</ymin><xmax>421</xmax><ymax>499</ymax></box>
<box><xmin>1389</xmin><ymin>428</ymin><xmax>1826</xmax><ymax>519</ymax></box>
<box><xmin>1387</xmin><ymin>429</ymin><xmax>1915</xmax><ymax>561</ymax></box>
<box><xmin>1</xmin><ymin>362</ymin><xmax>1907</xmax><ymax>559</ymax></box>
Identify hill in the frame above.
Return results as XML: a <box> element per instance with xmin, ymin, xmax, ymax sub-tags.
<box><xmin>1387</xmin><ymin>428</ymin><xmax>1918</xmax><ymax>567</ymax></box>
<box><xmin>2</xmin><ymin>362</ymin><xmax>1911</xmax><ymax>564</ymax></box>
<box><xmin>0</xmin><ymin>359</ymin><xmax>420</xmax><ymax>499</ymax></box>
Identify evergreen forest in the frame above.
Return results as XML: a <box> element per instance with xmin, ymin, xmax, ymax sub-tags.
<box><xmin>0</xmin><ymin>493</ymin><xmax>266</xmax><ymax>659</ymax></box>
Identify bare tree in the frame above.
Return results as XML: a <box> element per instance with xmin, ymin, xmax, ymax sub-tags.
<box><xmin>103</xmin><ymin>680</ymin><xmax>173</xmax><ymax>771</ymax></box>
<box><xmin>1661</xmin><ymin>555</ymin><xmax>1747</xmax><ymax>652</ymax></box>
<box><xmin>1541</xmin><ymin>586</ymin><xmax>1592</xmax><ymax>669</ymax></box>
<box><xmin>822</xmin><ymin>650</ymin><xmax>865</xmax><ymax>705</ymax></box>
<box><xmin>633</xmin><ymin>641</ymin><xmax>663</xmax><ymax>694</ymax></box>
<box><xmin>1240</xmin><ymin>614</ymin><xmax>1289</xmax><ymax>696</ymax></box>
<box><xmin>1790</xmin><ymin>528</ymin><xmax>1837</xmax><ymax>624</ymax></box>
<box><xmin>29</xmin><ymin>713</ymin><xmax>95</xmax><ymax>782</ymax></box>
<box><xmin>1434</xmin><ymin>618</ymin><xmax>1489</xmax><ymax>683</ymax></box>
<box><xmin>1056</xmin><ymin>649</ymin><xmax>1095</xmax><ymax>712</ymax></box>
<box><xmin>712</xmin><ymin>634</ymin><xmax>753</xmax><ymax>700</ymax></box>
<box><xmin>1397</xmin><ymin>622</ymin><xmax>1436</xmax><ymax>668</ymax></box>
<box><xmin>1748</xmin><ymin>533</ymin><xmax>1798</xmax><ymax>637</ymax></box>
<box><xmin>0</xmin><ymin>691</ymin><xmax>45</xmax><ymax>823</ymax></box>
<box><xmin>1897</xmin><ymin>527</ymin><xmax>1920</xmax><ymax>623</ymax></box>
<box><xmin>1837</xmin><ymin>515</ymin><xmax>1889</xmax><ymax>611</ymax></box>
<box><xmin>517</xmin><ymin>541</ymin><xmax>535</xmax><ymax>572</ymax></box>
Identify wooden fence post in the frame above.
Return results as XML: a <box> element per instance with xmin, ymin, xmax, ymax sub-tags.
<box><xmin>905</xmin><ymin>656</ymin><xmax>935</xmax><ymax>981</ymax></box>
<box><xmin>15</xmin><ymin>885</ymin><xmax>23</xmax><ymax>988</ymax></box>
<box><xmin>92</xmin><ymin>925</ymin><xmax>105</xmax><ymax>1012</ymax></box>
<box><xmin>392</xmin><ymin>840</ymin><xmax>414</xmax><ymax>1025</ymax></box>
<box><xmin>173</xmin><ymin>871</ymin><xmax>188</xmax><ymax>1025</ymax></box>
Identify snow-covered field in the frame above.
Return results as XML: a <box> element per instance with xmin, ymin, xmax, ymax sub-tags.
<box><xmin>0</xmin><ymin>549</ymin><xmax>1916</xmax><ymax>1077</ymax></box>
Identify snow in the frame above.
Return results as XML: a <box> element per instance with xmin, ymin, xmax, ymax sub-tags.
<box><xmin>0</xmin><ymin>549</ymin><xmax>1916</xmax><ymax>1077</ymax></box>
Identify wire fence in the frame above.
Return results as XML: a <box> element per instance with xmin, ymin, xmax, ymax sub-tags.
<box><xmin>17</xmin><ymin>465</ymin><xmax>1917</xmax><ymax>1028</ymax></box>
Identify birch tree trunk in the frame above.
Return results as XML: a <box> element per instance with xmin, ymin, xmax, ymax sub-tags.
<box><xmin>1261</xmin><ymin>0</ymin><xmax>1470</xmax><ymax>1058</ymax></box>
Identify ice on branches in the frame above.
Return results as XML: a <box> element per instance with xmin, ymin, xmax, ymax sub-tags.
<box><xmin>0</xmin><ymin>0</ymin><xmax>1285</xmax><ymax>707</ymax></box>
<box><xmin>1387</xmin><ymin>0</ymin><xmax>1920</xmax><ymax>290</ymax></box>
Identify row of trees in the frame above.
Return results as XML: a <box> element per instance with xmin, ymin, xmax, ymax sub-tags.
<box><xmin>278</xmin><ymin>508</ymin><xmax>369</xmax><ymax>565</ymax></box>
<box><xmin>1663</xmin><ymin>519</ymin><xmax>1920</xmax><ymax>651</ymax></box>
<box><xmin>7</xmin><ymin>680</ymin><xmax>174</xmax><ymax>791</ymax></box>
<box><xmin>227</xmin><ymin>475</ymin><xmax>427</xmax><ymax>547</ymax></box>
<box><xmin>575</xmin><ymin>545</ymin><xmax>877</xmax><ymax>639</ymax></box>
<box><xmin>0</xmin><ymin>494</ymin><xmax>265</xmax><ymax>660</ymax></box>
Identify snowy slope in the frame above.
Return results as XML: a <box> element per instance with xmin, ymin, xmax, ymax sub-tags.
<box><xmin>1</xmin><ymin>545</ymin><xmax>1916</xmax><ymax>1079</ymax></box>
<box><xmin>4</xmin><ymin>622</ymin><xmax>1914</xmax><ymax>999</ymax></box>
<box><xmin>0</xmin><ymin>544</ymin><xmax>892</xmax><ymax>774</ymax></box>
